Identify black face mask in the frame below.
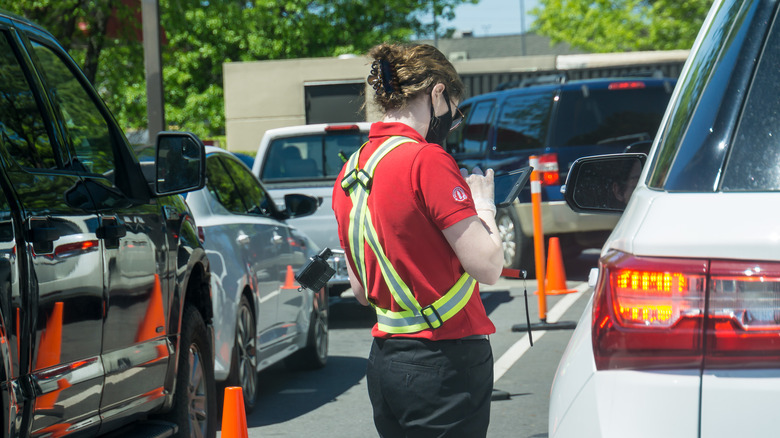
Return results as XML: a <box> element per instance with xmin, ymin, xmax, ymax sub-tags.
<box><xmin>425</xmin><ymin>89</ymin><xmax>454</xmax><ymax>145</ymax></box>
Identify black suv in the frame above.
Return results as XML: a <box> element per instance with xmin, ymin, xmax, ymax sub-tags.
<box><xmin>445</xmin><ymin>76</ymin><xmax>676</xmax><ymax>272</ymax></box>
<box><xmin>0</xmin><ymin>11</ymin><xmax>216</xmax><ymax>438</ymax></box>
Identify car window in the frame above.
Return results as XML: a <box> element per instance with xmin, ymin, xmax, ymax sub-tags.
<box><xmin>0</xmin><ymin>32</ymin><xmax>59</xmax><ymax>169</ymax></box>
<box><xmin>553</xmin><ymin>86</ymin><xmax>670</xmax><ymax>148</ymax></box>
<box><xmin>495</xmin><ymin>92</ymin><xmax>551</xmax><ymax>152</ymax></box>
<box><xmin>206</xmin><ymin>155</ymin><xmax>246</xmax><ymax>214</ymax></box>
<box><xmin>446</xmin><ymin>100</ymin><xmax>495</xmax><ymax>156</ymax></box>
<box><xmin>647</xmin><ymin>0</ymin><xmax>751</xmax><ymax>190</ymax></box>
<box><xmin>220</xmin><ymin>155</ymin><xmax>273</xmax><ymax>216</ymax></box>
<box><xmin>323</xmin><ymin>132</ymin><xmax>365</xmax><ymax>177</ymax></box>
<box><xmin>262</xmin><ymin>131</ymin><xmax>366</xmax><ymax>181</ymax></box>
<box><xmin>722</xmin><ymin>6</ymin><xmax>780</xmax><ymax>191</ymax></box>
<box><xmin>28</xmin><ymin>38</ymin><xmax>114</xmax><ymax>176</ymax></box>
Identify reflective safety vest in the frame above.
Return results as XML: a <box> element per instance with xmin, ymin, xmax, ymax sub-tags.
<box><xmin>340</xmin><ymin>136</ymin><xmax>477</xmax><ymax>334</ymax></box>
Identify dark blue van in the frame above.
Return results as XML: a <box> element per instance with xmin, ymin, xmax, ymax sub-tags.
<box><xmin>445</xmin><ymin>77</ymin><xmax>676</xmax><ymax>272</ymax></box>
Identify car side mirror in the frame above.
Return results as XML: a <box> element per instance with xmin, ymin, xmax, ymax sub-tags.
<box><xmin>563</xmin><ymin>153</ymin><xmax>646</xmax><ymax>214</ymax></box>
<box><xmin>283</xmin><ymin>194</ymin><xmax>319</xmax><ymax>218</ymax></box>
<box><xmin>154</xmin><ymin>132</ymin><xmax>206</xmax><ymax>196</ymax></box>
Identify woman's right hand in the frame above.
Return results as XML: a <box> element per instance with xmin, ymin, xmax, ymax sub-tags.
<box><xmin>461</xmin><ymin>166</ymin><xmax>496</xmax><ymax>216</ymax></box>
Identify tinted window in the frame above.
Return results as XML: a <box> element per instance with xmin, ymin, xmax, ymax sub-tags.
<box><xmin>648</xmin><ymin>0</ymin><xmax>756</xmax><ymax>190</ymax></box>
<box><xmin>553</xmin><ymin>86</ymin><xmax>671</xmax><ymax>148</ymax></box>
<box><xmin>221</xmin><ymin>156</ymin><xmax>273</xmax><ymax>216</ymax></box>
<box><xmin>206</xmin><ymin>156</ymin><xmax>245</xmax><ymax>214</ymax></box>
<box><xmin>722</xmin><ymin>6</ymin><xmax>780</xmax><ymax>191</ymax></box>
<box><xmin>29</xmin><ymin>39</ymin><xmax>114</xmax><ymax>175</ymax></box>
<box><xmin>262</xmin><ymin>131</ymin><xmax>366</xmax><ymax>181</ymax></box>
<box><xmin>0</xmin><ymin>32</ymin><xmax>58</xmax><ymax>169</ymax></box>
<box><xmin>446</xmin><ymin>100</ymin><xmax>494</xmax><ymax>155</ymax></box>
<box><xmin>495</xmin><ymin>93</ymin><xmax>552</xmax><ymax>152</ymax></box>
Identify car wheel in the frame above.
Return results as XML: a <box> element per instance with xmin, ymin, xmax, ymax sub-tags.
<box><xmin>226</xmin><ymin>295</ymin><xmax>258</xmax><ymax>414</ymax></box>
<box><xmin>496</xmin><ymin>206</ymin><xmax>534</xmax><ymax>276</ymax></box>
<box><xmin>285</xmin><ymin>291</ymin><xmax>328</xmax><ymax>370</ymax></box>
<box><xmin>167</xmin><ymin>304</ymin><xmax>217</xmax><ymax>438</ymax></box>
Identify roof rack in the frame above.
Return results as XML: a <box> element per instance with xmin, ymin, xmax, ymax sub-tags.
<box><xmin>495</xmin><ymin>73</ymin><xmax>567</xmax><ymax>91</ymax></box>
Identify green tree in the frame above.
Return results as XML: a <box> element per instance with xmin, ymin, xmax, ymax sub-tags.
<box><xmin>0</xmin><ymin>0</ymin><xmax>135</xmax><ymax>83</ymax></box>
<box><xmin>4</xmin><ymin>0</ymin><xmax>475</xmax><ymax>139</ymax></box>
<box><xmin>532</xmin><ymin>0</ymin><xmax>711</xmax><ymax>52</ymax></box>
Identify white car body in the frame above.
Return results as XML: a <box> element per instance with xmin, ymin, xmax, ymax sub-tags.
<box><xmin>251</xmin><ymin>122</ymin><xmax>371</xmax><ymax>294</ymax></box>
<box><xmin>549</xmin><ymin>0</ymin><xmax>780</xmax><ymax>435</ymax></box>
<box><xmin>186</xmin><ymin>147</ymin><xmax>328</xmax><ymax>410</ymax></box>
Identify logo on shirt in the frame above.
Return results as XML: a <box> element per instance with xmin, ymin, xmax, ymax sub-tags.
<box><xmin>452</xmin><ymin>186</ymin><xmax>468</xmax><ymax>202</ymax></box>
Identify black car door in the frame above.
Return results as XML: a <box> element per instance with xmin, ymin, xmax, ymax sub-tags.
<box><xmin>22</xmin><ymin>32</ymin><xmax>171</xmax><ymax>421</ymax></box>
<box><xmin>0</xmin><ymin>27</ymin><xmax>105</xmax><ymax>436</ymax></box>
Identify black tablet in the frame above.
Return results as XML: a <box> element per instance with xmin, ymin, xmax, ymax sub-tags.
<box><xmin>494</xmin><ymin>167</ymin><xmax>533</xmax><ymax>208</ymax></box>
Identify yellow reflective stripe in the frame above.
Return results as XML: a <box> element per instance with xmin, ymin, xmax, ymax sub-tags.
<box><xmin>375</xmin><ymin>273</ymin><xmax>477</xmax><ymax>334</ymax></box>
<box><xmin>363</xmin><ymin>208</ymin><xmax>417</xmax><ymax>313</ymax></box>
<box><xmin>342</xmin><ymin>135</ymin><xmax>478</xmax><ymax>334</ymax></box>
<box><xmin>343</xmin><ymin>136</ymin><xmax>414</xmax><ymax>304</ymax></box>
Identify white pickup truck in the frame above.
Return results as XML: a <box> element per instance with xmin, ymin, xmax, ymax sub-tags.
<box><xmin>251</xmin><ymin>123</ymin><xmax>370</xmax><ymax>296</ymax></box>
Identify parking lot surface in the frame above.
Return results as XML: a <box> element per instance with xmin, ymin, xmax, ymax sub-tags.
<box><xmin>220</xmin><ymin>252</ymin><xmax>598</xmax><ymax>438</ymax></box>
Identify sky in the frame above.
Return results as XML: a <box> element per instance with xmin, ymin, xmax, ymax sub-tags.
<box><xmin>444</xmin><ymin>0</ymin><xmax>540</xmax><ymax>37</ymax></box>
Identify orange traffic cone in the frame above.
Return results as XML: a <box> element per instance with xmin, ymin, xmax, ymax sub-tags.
<box><xmin>36</xmin><ymin>301</ymin><xmax>63</xmax><ymax>370</ymax></box>
<box><xmin>281</xmin><ymin>265</ymin><xmax>298</xmax><ymax>290</ymax></box>
<box><xmin>542</xmin><ymin>237</ymin><xmax>577</xmax><ymax>295</ymax></box>
<box><xmin>221</xmin><ymin>386</ymin><xmax>248</xmax><ymax>438</ymax></box>
<box><xmin>136</xmin><ymin>274</ymin><xmax>166</xmax><ymax>342</ymax></box>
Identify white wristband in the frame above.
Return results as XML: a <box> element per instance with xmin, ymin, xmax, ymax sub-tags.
<box><xmin>473</xmin><ymin>198</ymin><xmax>496</xmax><ymax>217</ymax></box>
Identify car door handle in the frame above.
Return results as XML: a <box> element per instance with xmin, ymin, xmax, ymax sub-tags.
<box><xmin>27</xmin><ymin>226</ymin><xmax>59</xmax><ymax>243</ymax></box>
<box><xmin>97</xmin><ymin>223</ymin><xmax>126</xmax><ymax>240</ymax></box>
<box><xmin>26</xmin><ymin>218</ymin><xmax>59</xmax><ymax>243</ymax></box>
<box><xmin>236</xmin><ymin>233</ymin><xmax>250</xmax><ymax>246</ymax></box>
<box><xmin>97</xmin><ymin>217</ymin><xmax>127</xmax><ymax>240</ymax></box>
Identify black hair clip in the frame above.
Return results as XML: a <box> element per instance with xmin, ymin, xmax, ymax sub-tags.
<box><xmin>367</xmin><ymin>59</ymin><xmax>398</xmax><ymax>96</ymax></box>
<box><xmin>379</xmin><ymin>59</ymin><xmax>395</xmax><ymax>94</ymax></box>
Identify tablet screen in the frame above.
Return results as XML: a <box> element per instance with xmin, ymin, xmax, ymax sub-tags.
<box><xmin>494</xmin><ymin>167</ymin><xmax>533</xmax><ymax>208</ymax></box>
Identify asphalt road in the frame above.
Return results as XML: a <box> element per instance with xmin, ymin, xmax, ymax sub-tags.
<box><xmin>219</xmin><ymin>250</ymin><xmax>600</xmax><ymax>438</ymax></box>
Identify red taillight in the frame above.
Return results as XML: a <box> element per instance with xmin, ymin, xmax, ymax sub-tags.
<box><xmin>608</xmin><ymin>81</ymin><xmax>646</xmax><ymax>90</ymax></box>
<box><xmin>538</xmin><ymin>153</ymin><xmax>559</xmax><ymax>185</ymax></box>
<box><xmin>594</xmin><ymin>252</ymin><xmax>780</xmax><ymax>371</ymax></box>
<box><xmin>593</xmin><ymin>251</ymin><xmax>707</xmax><ymax>370</ymax></box>
<box><xmin>325</xmin><ymin>124</ymin><xmax>360</xmax><ymax>132</ymax></box>
<box><xmin>705</xmin><ymin>261</ymin><xmax>780</xmax><ymax>368</ymax></box>
<box><xmin>54</xmin><ymin>240</ymin><xmax>99</xmax><ymax>257</ymax></box>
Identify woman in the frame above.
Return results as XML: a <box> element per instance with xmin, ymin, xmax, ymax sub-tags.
<box><xmin>332</xmin><ymin>42</ymin><xmax>504</xmax><ymax>437</ymax></box>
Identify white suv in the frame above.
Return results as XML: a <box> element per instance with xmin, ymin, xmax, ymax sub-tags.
<box><xmin>251</xmin><ymin>123</ymin><xmax>370</xmax><ymax>296</ymax></box>
<box><xmin>550</xmin><ymin>0</ymin><xmax>780</xmax><ymax>436</ymax></box>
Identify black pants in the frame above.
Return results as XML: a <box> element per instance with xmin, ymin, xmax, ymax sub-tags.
<box><xmin>366</xmin><ymin>337</ymin><xmax>493</xmax><ymax>438</ymax></box>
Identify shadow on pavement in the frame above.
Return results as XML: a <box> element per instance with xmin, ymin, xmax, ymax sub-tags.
<box><xmin>482</xmin><ymin>290</ymin><xmax>513</xmax><ymax>317</ymax></box>
<box><xmin>247</xmin><ymin>355</ymin><xmax>368</xmax><ymax>427</ymax></box>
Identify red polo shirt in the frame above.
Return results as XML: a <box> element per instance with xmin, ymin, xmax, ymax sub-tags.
<box><xmin>332</xmin><ymin>122</ymin><xmax>496</xmax><ymax>340</ymax></box>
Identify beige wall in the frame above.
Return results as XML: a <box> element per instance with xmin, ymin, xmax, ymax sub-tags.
<box><xmin>222</xmin><ymin>54</ymin><xmax>559</xmax><ymax>153</ymax></box>
<box><xmin>223</xmin><ymin>50</ymin><xmax>688</xmax><ymax>153</ymax></box>
<box><xmin>223</xmin><ymin>55</ymin><xmax>377</xmax><ymax>153</ymax></box>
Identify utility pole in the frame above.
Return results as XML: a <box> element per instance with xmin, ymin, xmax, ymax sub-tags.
<box><xmin>432</xmin><ymin>0</ymin><xmax>438</xmax><ymax>47</ymax></box>
<box><xmin>520</xmin><ymin>0</ymin><xmax>527</xmax><ymax>56</ymax></box>
<box><xmin>142</xmin><ymin>0</ymin><xmax>165</xmax><ymax>144</ymax></box>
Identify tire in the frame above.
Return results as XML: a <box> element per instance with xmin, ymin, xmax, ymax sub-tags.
<box><xmin>285</xmin><ymin>292</ymin><xmax>328</xmax><ymax>370</ymax></box>
<box><xmin>496</xmin><ymin>206</ymin><xmax>535</xmax><ymax>276</ymax></box>
<box><xmin>225</xmin><ymin>296</ymin><xmax>258</xmax><ymax>413</ymax></box>
<box><xmin>168</xmin><ymin>304</ymin><xmax>217</xmax><ymax>438</ymax></box>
